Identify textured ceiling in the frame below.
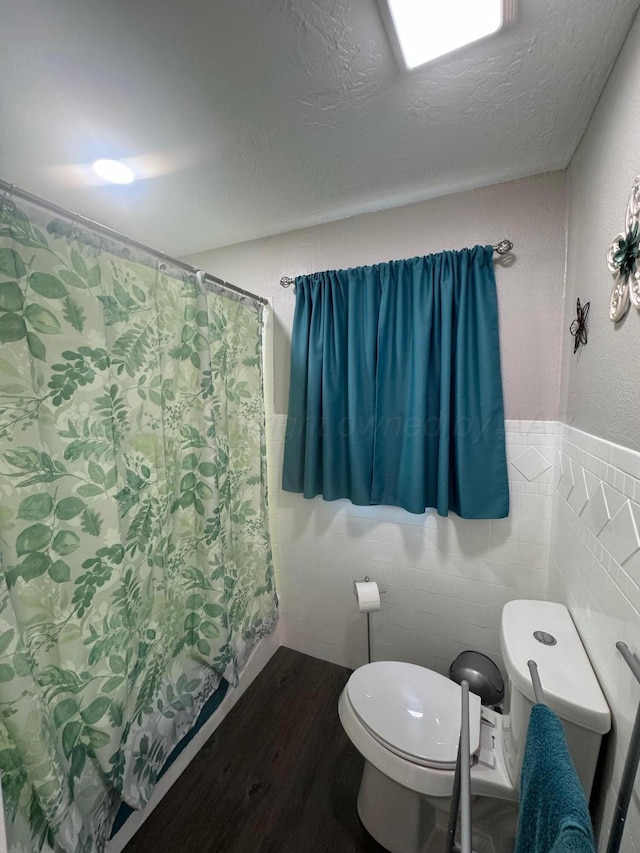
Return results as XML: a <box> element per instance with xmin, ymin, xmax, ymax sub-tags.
<box><xmin>1</xmin><ymin>0</ymin><xmax>639</xmax><ymax>256</ymax></box>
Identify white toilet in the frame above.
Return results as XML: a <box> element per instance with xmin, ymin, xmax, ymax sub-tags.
<box><xmin>338</xmin><ymin>599</ymin><xmax>611</xmax><ymax>853</ymax></box>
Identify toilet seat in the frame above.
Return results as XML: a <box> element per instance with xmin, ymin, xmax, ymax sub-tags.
<box><xmin>346</xmin><ymin>661</ymin><xmax>482</xmax><ymax>769</ymax></box>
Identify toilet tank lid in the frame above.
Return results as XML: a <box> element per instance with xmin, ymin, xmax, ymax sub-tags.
<box><xmin>501</xmin><ymin>600</ymin><xmax>610</xmax><ymax>734</ymax></box>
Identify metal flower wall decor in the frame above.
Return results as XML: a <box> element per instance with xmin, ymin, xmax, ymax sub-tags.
<box><xmin>607</xmin><ymin>175</ymin><xmax>640</xmax><ymax>321</ymax></box>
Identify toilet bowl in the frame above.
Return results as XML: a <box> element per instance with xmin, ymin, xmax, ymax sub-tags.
<box><xmin>338</xmin><ymin>600</ymin><xmax>611</xmax><ymax>853</ymax></box>
<box><xmin>338</xmin><ymin>662</ymin><xmax>517</xmax><ymax>853</ymax></box>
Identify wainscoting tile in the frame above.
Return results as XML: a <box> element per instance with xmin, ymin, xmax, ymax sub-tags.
<box><xmin>602</xmin><ymin>482</ymin><xmax>627</xmax><ymax>519</ymax></box>
<box><xmin>610</xmin><ymin>444</ymin><xmax>640</xmax><ymax>481</ymax></box>
<box><xmin>268</xmin><ymin>420</ymin><xmax>557</xmax><ymax>674</ymax></box>
<box><xmin>515</xmin><ymin>492</ymin><xmax>553</xmax><ymax>521</ymax></box>
<box><xmin>490</xmin><ymin>516</ymin><xmax>517</xmax><ymax>540</ymax></box>
<box><xmin>511</xmin><ymin>446</ymin><xmax>553</xmax><ymax>482</ymax></box>
<box><xmin>628</xmin><ymin>501</ymin><xmax>640</xmax><ymax>539</ymax></box>
<box><xmin>583</xmin><ymin>468</ymin><xmax>601</xmax><ymax>500</ymax></box>
<box><xmin>581</xmin><ymin>482</ymin><xmax>612</xmax><ymax>538</ymax></box>
<box><xmin>557</xmin><ymin>455</ymin><xmax>575</xmax><ymax>501</ymax></box>
<box><xmin>518</xmin><ymin>541</ymin><xmax>548</xmax><ymax>570</ymax></box>
<box><xmin>623</xmin><ymin>509</ymin><xmax>640</xmax><ymax>586</ymax></box>
<box><xmin>549</xmin><ymin>418</ymin><xmax>640</xmax><ymax>853</ymax></box>
<box><xmin>489</xmin><ymin>537</ymin><xmax>520</xmax><ymax>564</ymax></box>
<box><xmin>568</xmin><ymin>463</ymin><xmax>589</xmax><ymax>516</ymax></box>
<box><xmin>516</xmin><ymin>516</ymin><xmax>551</xmax><ymax>546</ymax></box>
<box><xmin>600</xmin><ymin>503</ymin><xmax>640</xmax><ymax>566</ymax></box>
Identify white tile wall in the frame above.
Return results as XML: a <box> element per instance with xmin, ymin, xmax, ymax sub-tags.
<box><xmin>266</xmin><ymin>409</ymin><xmax>556</xmax><ymax>676</ymax></box>
<box><xmin>548</xmin><ymin>424</ymin><xmax>640</xmax><ymax>853</ymax></box>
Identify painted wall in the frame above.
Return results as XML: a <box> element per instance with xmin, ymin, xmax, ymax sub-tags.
<box><xmin>188</xmin><ymin>171</ymin><xmax>567</xmax><ymax>423</ymax></box>
<box><xmin>549</xmin><ymin>12</ymin><xmax>640</xmax><ymax>851</ymax></box>
<box><xmin>558</xmin><ymin>11</ymin><xmax>640</xmax><ymax>451</ymax></box>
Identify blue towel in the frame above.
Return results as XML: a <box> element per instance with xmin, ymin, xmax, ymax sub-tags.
<box><xmin>514</xmin><ymin>704</ymin><xmax>596</xmax><ymax>853</ymax></box>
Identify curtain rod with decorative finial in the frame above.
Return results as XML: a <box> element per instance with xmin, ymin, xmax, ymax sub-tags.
<box><xmin>278</xmin><ymin>239</ymin><xmax>514</xmax><ymax>288</ymax></box>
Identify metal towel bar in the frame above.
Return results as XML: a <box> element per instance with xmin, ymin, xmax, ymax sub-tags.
<box><xmin>605</xmin><ymin>641</ymin><xmax>640</xmax><ymax>853</ymax></box>
<box><xmin>444</xmin><ymin>647</ymin><xmax>640</xmax><ymax>853</ymax></box>
<box><xmin>529</xmin><ymin>643</ymin><xmax>640</xmax><ymax>853</ymax></box>
<box><xmin>445</xmin><ymin>679</ymin><xmax>472</xmax><ymax>853</ymax></box>
<box><xmin>527</xmin><ymin>659</ymin><xmax>545</xmax><ymax>704</ymax></box>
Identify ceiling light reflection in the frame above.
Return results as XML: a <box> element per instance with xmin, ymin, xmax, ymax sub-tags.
<box><xmin>92</xmin><ymin>159</ymin><xmax>135</xmax><ymax>184</ymax></box>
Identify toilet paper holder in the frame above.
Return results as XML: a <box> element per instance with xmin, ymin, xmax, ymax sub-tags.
<box><xmin>353</xmin><ymin>575</ymin><xmax>386</xmax><ymax>591</ymax></box>
<box><xmin>353</xmin><ymin>576</ymin><xmax>386</xmax><ymax>664</ymax></box>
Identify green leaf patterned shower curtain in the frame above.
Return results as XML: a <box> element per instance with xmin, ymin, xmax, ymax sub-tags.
<box><xmin>0</xmin><ymin>199</ymin><xmax>277</xmax><ymax>852</ymax></box>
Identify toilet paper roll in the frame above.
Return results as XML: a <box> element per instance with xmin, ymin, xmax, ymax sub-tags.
<box><xmin>354</xmin><ymin>580</ymin><xmax>381</xmax><ymax>613</ymax></box>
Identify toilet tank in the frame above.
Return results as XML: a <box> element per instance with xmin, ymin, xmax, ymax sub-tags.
<box><xmin>500</xmin><ymin>600</ymin><xmax>610</xmax><ymax>798</ymax></box>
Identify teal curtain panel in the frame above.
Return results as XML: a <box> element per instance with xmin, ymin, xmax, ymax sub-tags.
<box><xmin>0</xmin><ymin>199</ymin><xmax>277</xmax><ymax>852</ymax></box>
<box><xmin>282</xmin><ymin>246</ymin><xmax>509</xmax><ymax>518</ymax></box>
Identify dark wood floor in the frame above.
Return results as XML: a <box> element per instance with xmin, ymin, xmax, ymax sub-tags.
<box><xmin>124</xmin><ymin>647</ymin><xmax>387</xmax><ymax>853</ymax></box>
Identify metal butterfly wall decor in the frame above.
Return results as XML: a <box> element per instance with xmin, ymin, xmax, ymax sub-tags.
<box><xmin>570</xmin><ymin>298</ymin><xmax>590</xmax><ymax>353</ymax></box>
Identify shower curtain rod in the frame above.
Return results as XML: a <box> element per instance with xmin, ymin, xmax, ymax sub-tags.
<box><xmin>278</xmin><ymin>239</ymin><xmax>514</xmax><ymax>288</ymax></box>
<box><xmin>0</xmin><ymin>179</ymin><xmax>268</xmax><ymax>307</ymax></box>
